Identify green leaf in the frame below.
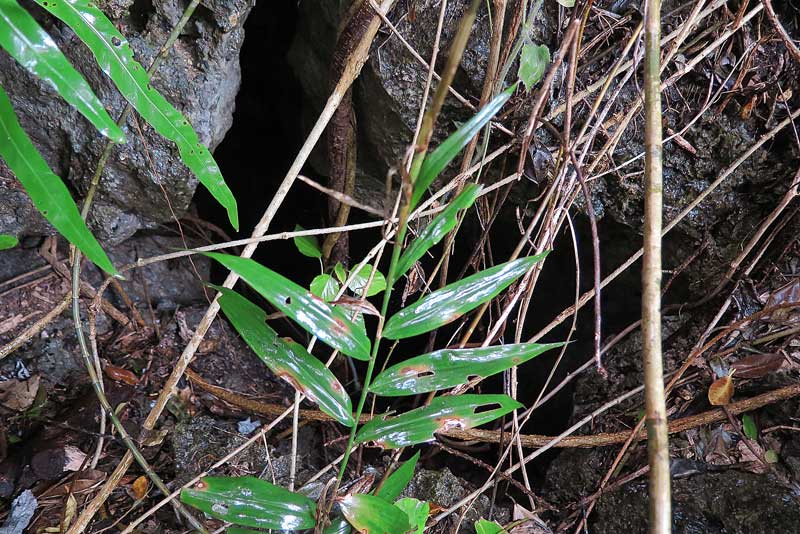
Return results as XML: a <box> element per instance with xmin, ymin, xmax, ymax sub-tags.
<box><xmin>334</xmin><ymin>262</ymin><xmax>347</xmax><ymax>283</ymax></box>
<box><xmin>323</xmin><ymin>517</ymin><xmax>352</xmax><ymax>534</ymax></box>
<box><xmin>0</xmin><ymin>0</ymin><xmax>124</xmax><ymax>142</ymax></box>
<box><xmin>311</xmin><ymin>274</ymin><xmax>340</xmax><ymax>302</ymax></box>
<box><xmin>205</xmin><ymin>253</ymin><xmax>371</xmax><ymax>360</ymax></box>
<box><xmin>215</xmin><ymin>286</ymin><xmax>354</xmax><ymax>426</ymax></box>
<box><xmin>411</xmin><ymin>85</ymin><xmax>516</xmax><ymax>210</ymax></box>
<box><xmin>375</xmin><ymin>451</ymin><xmax>420</xmax><ymax>502</ymax></box>
<box><xmin>397</xmin><ymin>184</ymin><xmax>481</xmax><ymax>279</ymax></box>
<box><xmin>0</xmin><ymin>86</ymin><xmax>117</xmax><ymax>275</ymax></box>
<box><xmin>227</xmin><ymin>529</ymin><xmax>267</xmax><ymax>534</ymax></box>
<box><xmin>339</xmin><ymin>494</ymin><xmax>410</xmax><ymax>534</ymax></box>
<box><xmin>518</xmin><ymin>43</ymin><xmax>550</xmax><ymax>92</ymax></box>
<box><xmin>383</xmin><ymin>253</ymin><xmax>548</xmax><ymax>339</ymax></box>
<box><xmin>475</xmin><ymin>518</ymin><xmax>507</xmax><ymax>534</ymax></box>
<box><xmin>355</xmin><ymin>394</ymin><xmax>522</xmax><ymax>449</ymax></box>
<box><xmin>395</xmin><ymin>498</ymin><xmax>429</xmax><ymax>534</ymax></box>
<box><xmin>34</xmin><ymin>0</ymin><xmax>239</xmax><ymax>230</ymax></box>
<box><xmin>556</xmin><ymin>0</ymin><xmax>575</xmax><ymax>6</ymax></box>
<box><xmin>348</xmin><ymin>264</ymin><xmax>386</xmax><ymax>297</ymax></box>
<box><xmin>293</xmin><ymin>225</ymin><xmax>322</xmax><ymax>258</ymax></box>
<box><xmin>765</xmin><ymin>449</ymin><xmax>779</xmax><ymax>463</ymax></box>
<box><xmin>180</xmin><ymin>476</ymin><xmax>316</xmax><ymax>530</ymax></box>
<box><xmin>371</xmin><ymin>342</ymin><xmax>564</xmax><ymax>396</ymax></box>
<box><xmin>742</xmin><ymin>414</ymin><xmax>758</xmax><ymax>440</ymax></box>
<box><xmin>0</xmin><ymin>234</ymin><xmax>19</xmax><ymax>250</ymax></box>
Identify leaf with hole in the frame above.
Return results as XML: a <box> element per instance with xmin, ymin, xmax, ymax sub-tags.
<box><xmin>339</xmin><ymin>494</ymin><xmax>410</xmax><ymax>534</ymax></box>
<box><xmin>371</xmin><ymin>342</ymin><xmax>563</xmax><ymax>396</ymax></box>
<box><xmin>397</xmin><ymin>184</ymin><xmax>481</xmax><ymax>279</ymax></box>
<box><xmin>0</xmin><ymin>86</ymin><xmax>117</xmax><ymax>276</ymax></box>
<box><xmin>742</xmin><ymin>414</ymin><xmax>758</xmax><ymax>440</ymax></box>
<box><xmin>34</xmin><ymin>0</ymin><xmax>238</xmax><ymax>229</ymax></box>
<box><xmin>0</xmin><ymin>0</ymin><xmax>124</xmax><ymax>142</ymax></box>
<box><xmin>475</xmin><ymin>518</ymin><xmax>506</xmax><ymax>534</ymax></box>
<box><xmin>206</xmin><ymin>254</ymin><xmax>371</xmax><ymax>360</ymax></box>
<box><xmin>293</xmin><ymin>225</ymin><xmax>322</xmax><ymax>258</ymax></box>
<box><xmin>383</xmin><ymin>253</ymin><xmax>548</xmax><ymax>340</ymax></box>
<box><xmin>311</xmin><ymin>274</ymin><xmax>340</xmax><ymax>302</ymax></box>
<box><xmin>518</xmin><ymin>43</ymin><xmax>550</xmax><ymax>92</ymax></box>
<box><xmin>180</xmin><ymin>476</ymin><xmax>316</xmax><ymax>530</ymax></box>
<box><xmin>347</xmin><ymin>264</ymin><xmax>386</xmax><ymax>297</ymax></box>
<box><xmin>375</xmin><ymin>451</ymin><xmax>420</xmax><ymax>502</ymax></box>
<box><xmin>355</xmin><ymin>394</ymin><xmax>522</xmax><ymax>448</ymax></box>
<box><xmin>411</xmin><ymin>85</ymin><xmax>515</xmax><ymax>209</ymax></box>
<box><xmin>215</xmin><ymin>286</ymin><xmax>354</xmax><ymax>426</ymax></box>
<box><xmin>0</xmin><ymin>234</ymin><xmax>19</xmax><ymax>250</ymax></box>
<box><xmin>395</xmin><ymin>498</ymin><xmax>429</xmax><ymax>534</ymax></box>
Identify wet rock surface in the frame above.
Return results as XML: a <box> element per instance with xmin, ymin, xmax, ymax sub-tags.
<box><xmin>0</xmin><ymin>0</ymin><xmax>251</xmax><ymax>243</ymax></box>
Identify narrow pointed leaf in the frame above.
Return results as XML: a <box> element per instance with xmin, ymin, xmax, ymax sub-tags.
<box><xmin>205</xmin><ymin>253</ymin><xmax>371</xmax><ymax>360</ymax></box>
<box><xmin>0</xmin><ymin>86</ymin><xmax>116</xmax><ymax>275</ymax></box>
<box><xmin>180</xmin><ymin>476</ymin><xmax>316</xmax><ymax>530</ymax></box>
<box><xmin>395</xmin><ymin>498</ymin><xmax>429</xmax><ymax>534</ymax></box>
<box><xmin>339</xmin><ymin>494</ymin><xmax>410</xmax><ymax>534</ymax></box>
<box><xmin>293</xmin><ymin>225</ymin><xmax>322</xmax><ymax>258</ymax></box>
<box><xmin>216</xmin><ymin>286</ymin><xmax>354</xmax><ymax>426</ymax></box>
<box><xmin>334</xmin><ymin>262</ymin><xmax>347</xmax><ymax>284</ymax></box>
<box><xmin>348</xmin><ymin>263</ymin><xmax>386</xmax><ymax>297</ymax></box>
<box><xmin>0</xmin><ymin>0</ymin><xmax>124</xmax><ymax>142</ymax></box>
<box><xmin>34</xmin><ymin>0</ymin><xmax>238</xmax><ymax>229</ymax></box>
<box><xmin>0</xmin><ymin>235</ymin><xmax>19</xmax><ymax>250</ymax></box>
<box><xmin>355</xmin><ymin>394</ymin><xmax>522</xmax><ymax>449</ymax></box>
<box><xmin>398</xmin><ymin>184</ymin><xmax>481</xmax><ymax>278</ymax></box>
<box><xmin>383</xmin><ymin>253</ymin><xmax>548</xmax><ymax>340</ymax></box>
<box><xmin>411</xmin><ymin>85</ymin><xmax>515</xmax><ymax>209</ymax></box>
<box><xmin>371</xmin><ymin>342</ymin><xmax>564</xmax><ymax>396</ymax></box>
<box><xmin>311</xmin><ymin>274</ymin><xmax>340</xmax><ymax>302</ymax></box>
<box><xmin>375</xmin><ymin>451</ymin><xmax>420</xmax><ymax>502</ymax></box>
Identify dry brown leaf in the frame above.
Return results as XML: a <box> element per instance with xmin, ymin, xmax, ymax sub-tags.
<box><xmin>132</xmin><ymin>475</ymin><xmax>148</xmax><ymax>500</ymax></box>
<box><xmin>0</xmin><ymin>375</ymin><xmax>40</xmax><ymax>411</ymax></box>
<box><xmin>61</xmin><ymin>494</ymin><xmax>77</xmax><ymax>531</ymax></box>
<box><xmin>104</xmin><ymin>365</ymin><xmax>139</xmax><ymax>386</ymax></box>
<box><xmin>63</xmin><ymin>446</ymin><xmax>87</xmax><ymax>472</ymax></box>
<box><xmin>708</xmin><ymin>375</ymin><xmax>734</xmax><ymax>406</ymax></box>
<box><xmin>731</xmin><ymin>353</ymin><xmax>784</xmax><ymax>378</ymax></box>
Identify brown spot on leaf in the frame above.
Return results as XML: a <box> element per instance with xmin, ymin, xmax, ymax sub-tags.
<box><xmin>399</xmin><ymin>364</ymin><xmax>432</xmax><ymax>376</ymax></box>
<box><xmin>194</xmin><ymin>480</ymin><xmax>208</xmax><ymax>490</ymax></box>
<box><xmin>436</xmin><ymin>417</ymin><xmax>466</xmax><ymax>431</ymax></box>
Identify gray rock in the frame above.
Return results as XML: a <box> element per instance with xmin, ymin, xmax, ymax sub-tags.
<box><xmin>0</xmin><ymin>0</ymin><xmax>251</xmax><ymax>243</ymax></box>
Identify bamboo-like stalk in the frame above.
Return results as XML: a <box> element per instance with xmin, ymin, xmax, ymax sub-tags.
<box><xmin>642</xmin><ymin>0</ymin><xmax>671</xmax><ymax>532</ymax></box>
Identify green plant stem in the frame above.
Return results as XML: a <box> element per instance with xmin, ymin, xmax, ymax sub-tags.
<box><xmin>642</xmin><ymin>0</ymin><xmax>671</xmax><ymax>532</ymax></box>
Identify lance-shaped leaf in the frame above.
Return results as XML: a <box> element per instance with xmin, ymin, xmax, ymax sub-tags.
<box><xmin>371</xmin><ymin>342</ymin><xmax>564</xmax><ymax>396</ymax></box>
<box><xmin>180</xmin><ymin>476</ymin><xmax>316</xmax><ymax>530</ymax></box>
<box><xmin>411</xmin><ymin>85</ymin><xmax>515</xmax><ymax>209</ymax></box>
<box><xmin>397</xmin><ymin>184</ymin><xmax>481</xmax><ymax>279</ymax></box>
<box><xmin>34</xmin><ymin>0</ymin><xmax>239</xmax><ymax>229</ymax></box>
<box><xmin>355</xmin><ymin>394</ymin><xmax>522</xmax><ymax>449</ymax></box>
<box><xmin>206</xmin><ymin>253</ymin><xmax>371</xmax><ymax>360</ymax></box>
<box><xmin>339</xmin><ymin>494</ymin><xmax>410</xmax><ymax>534</ymax></box>
<box><xmin>0</xmin><ymin>234</ymin><xmax>19</xmax><ymax>250</ymax></box>
<box><xmin>383</xmin><ymin>253</ymin><xmax>548</xmax><ymax>340</ymax></box>
<box><xmin>0</xmin><ymin>86</ymin><xmax>117</xmax><ymax>275</ymax></box>
<box><xmin>0</xmin><ymin>0</ymin><xmax>124</xmax><ymax>142</ymax></box>
<box><xmin>375</xmin><ymin>451</ymin><xmax>420</xmax><ymax>502</ymax></box>
<box><xmin>395</xmin><ymin>498</ymin><xmax>429</xmax><ymax>534</ymax></box>
<box><xmin>216</xmin><ymin>286</ymin><xmax>354</xmax><ymax>426</ymax></box>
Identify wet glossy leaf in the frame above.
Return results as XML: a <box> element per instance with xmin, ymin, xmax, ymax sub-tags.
<box><xmin>180</xmin><ymin>476</ymin><xmax>316</xmax><ymax>530</ymax></box>
<box><xmin>334</xmin><ymin>262</ymin><xmax>347</xmax><ymax>284</ymax></box>
<box><xmin>34</xmin><ymin>0</ymin><xmax>239</xmax><ymax>229</ymax></box>
<box><xmin>375</xmin><ymin>451</ymin><xmax>420</xmax><ymax>502</ymax></box>
<box><xmin>348</xmin><ymin>264</ymin><xmax>386</xmax><ymax>297</ymax></box>
<box><xmin>397</xmin><ymin>184</ymin><xmax>481</xmax><ymax>279</ymax></box>
<box><xmin>0</xmin><ymin>234</ymin><xmax>19</xmax><ymax>250</ymax></box>
<box><xmin>708</xmin><ymin>375</ymin><xmax>734</xmax><ymax>406</ymax></box>
<box><xmin>311</xmin><ymin>274</ymin><xmax>340</xmax><ymax>302</ymax></box>
<box><xmin>383</xmin><ymin>253</ymin><xmax>548</xmax><ymax>340</ymax></box>
<box><xmin>731</xmin><ymin>353</ymin><xmax>783</xmax><ymax>378</ymax></box>
<box><xmin>206</xmin><ymin>254</ymin><xmax>371</xmax><ymax>360</ymax></box>
<box><xmin>339</xmin><ymin>494</ymin><xmax>410</xmax><ymax>534</ymax></box>
<box><xmin>0</xmin><ymin>0</ymin><xmax>124</xmax><ymax>142</ymax></box>
<box><xmin>475</xmin><ymin>518</ymin><xmax>506</xmax><ymax>534</ymax></box>
<box><xmin>0</xmin><ymin>86</ymin><xmax>117</xmax><ymax>275</ymax></box>
<box><xmin>371</xmin><ymin>342</ymin><xmax>563</xmax><ymax>396</ymax></box>
<box><xmin>518</xmin><ymin>43</ymin><xmax>550</xmax><ymax>92</ymax></box>
<box><xmin>742</xmin><ymin>414</ymin><xmax>758</xmax><ymax>440</ymax></box>
<box><xmin>355</xmin><ymin>394</ymin><xmax>522</xmax><ymax>449</ymax></box>
<box><xmin>412</xmin><ymin>85</ymin><xmax>516</xmax><ymax>209</ymax></box>
<box><xmin>323</xmin><ymin>517</ymin><xmax>352</xmax><ymax>534</ymax></box>
<box><xmin>395</xmin><ymin>498</ymin><xmax>429</xmax><ymax>534</ymax></box>
<box><xmin>294</xmin><ymin>225</ymin><xmax>322</xmax><ymax>258</ymax></box>
<box><xmin>216</xmin><ymin>286</ymin><xmax>354</xmax><ymax>426</ymax></box>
